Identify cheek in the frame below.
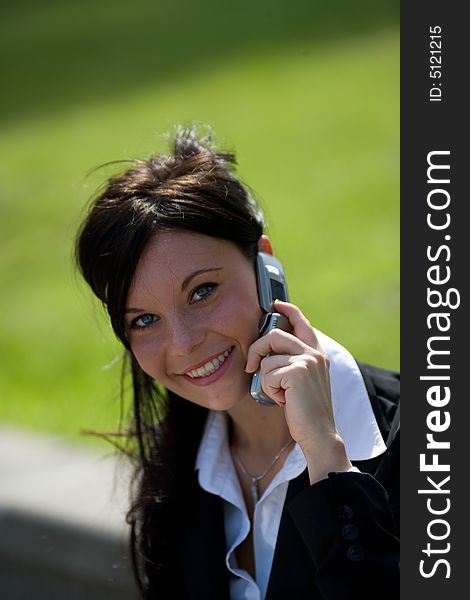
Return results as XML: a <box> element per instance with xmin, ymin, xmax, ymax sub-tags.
<box><xmin>130</xmin><ymin>337</ymin><xmax>166</xmax><ymax>378</ymax></box>
<box><xmin>208</xmin><ymin>289</ymin><xmax>261</xmax><ymax>345</ymax></box>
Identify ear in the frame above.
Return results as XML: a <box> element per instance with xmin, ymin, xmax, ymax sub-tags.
<box><xmin>257</xmin><ymin>235</ymin><xmax>273</xmax><ymax>255</ymax></box>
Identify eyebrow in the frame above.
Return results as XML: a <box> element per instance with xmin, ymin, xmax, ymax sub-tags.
<box><xmin>125</xmin><ymin>267</ymin><xmax>223</xmax><ymax>314</ymax></box>
<box><xmin>181</xmin><ymin>267</ymin><xmax>222</xmax><ymax>292</ymax></box>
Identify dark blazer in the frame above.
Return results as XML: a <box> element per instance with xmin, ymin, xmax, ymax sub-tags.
<box><xmin>175</xmin><ymin>362</ymin><xmax>400</xmax><ymax>600</ymax></box>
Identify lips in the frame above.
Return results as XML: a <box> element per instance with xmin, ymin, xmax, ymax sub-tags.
<box><xmin>183</xmin><ymin>347</ymin><xmax>234</xmax><ymax>378</ymax></box>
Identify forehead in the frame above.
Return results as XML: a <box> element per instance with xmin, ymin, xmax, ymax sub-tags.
<box><xmin>129</xmin><ymin>230</ymin><xmax>248</xmax><ymax>296</ymax></box>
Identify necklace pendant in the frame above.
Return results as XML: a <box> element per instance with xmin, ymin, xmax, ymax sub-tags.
<box><xmin>231</xmin><ymin>437</ymin><xmax>294</xmax><ymax>509</ymax></box>
<box><xmin>250</xmin><ymin>479</ymin><xmax>259</xmax><ymax>505</ymax></box>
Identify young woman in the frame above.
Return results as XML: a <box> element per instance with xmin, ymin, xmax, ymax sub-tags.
<box><xmin>76</xmin><ymin>126</ymin><xmax>399</xmax><ymax>600</ymax></box>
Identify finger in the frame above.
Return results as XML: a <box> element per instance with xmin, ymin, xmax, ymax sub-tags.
<box><xmin>262</xmin><ymin>363</ymin><xmax>303</xmax><ymax>406</ymax></box>
<box><xmin>258</xmin><ymin>352</ymin><xmax>328</xmax><ymax>377</ymax></box>
<box><xmin>245</xmin><ymin>328</ymin><xmax>306</xmax><ymax>373</ymax></box>
<box><xmin>272</xmin><ymin>300</ymin><xmax>323</xmax><ymax>350</ymax></box>
<box><xmin>259</xmin><ymin>353</ymin><xmax>293</xmax><ymax>374</ymax></box>
<box><xmin>264</xmin><ymin>361</ymin><xmax>334</xmax><ymax>421</ymax></box>
<box><xmin>260</xmin><ymin>360</ymin><xmax>288</xmax><ymax>406</ymax></box>
<box><xmin>263</xmin><ymin>354</ymin><xmax>330</xmax><ymax>390</ymax></box>
<box><xmin>252</xmin><ymin>354</ymin><xmax>293</xmax><ymax>407</ymax></box>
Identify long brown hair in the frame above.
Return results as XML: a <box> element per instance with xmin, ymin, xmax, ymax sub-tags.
<box><xmin>75</xmin><ymin>125</ymin><xmax>265</xmax><ymax>597</ymax></box>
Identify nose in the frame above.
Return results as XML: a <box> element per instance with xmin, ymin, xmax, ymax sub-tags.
<box><xmin>167</xmin><ymin>310</ymin><xmax>205</xmax><ymax>357</ymax></box>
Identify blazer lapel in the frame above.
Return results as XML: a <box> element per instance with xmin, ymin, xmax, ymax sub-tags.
<box><xmin>179</xmin><ymin>475</ymin><xmax>230</xmax><ymax>600</ymax></box>
<box><xmin>265</xmin><ymin>469</ymin><xmax>324</xmax><ymax>600</ymax></box>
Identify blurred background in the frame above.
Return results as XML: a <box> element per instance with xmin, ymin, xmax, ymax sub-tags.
<box><xmin>0</xmin><ymin>0</ymin><xmax>399</xmax><ymax>443</ymax></box>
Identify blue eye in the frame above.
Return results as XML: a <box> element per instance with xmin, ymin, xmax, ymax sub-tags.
<box><xmin>131</xmin><ymin>313</ymin><xmax>158</xmax><ymax>330</ymax></box>
<box><xmin>191</xmin><ymin>283</ymin><xmax>217</xmax><ymax>303</ymax></box>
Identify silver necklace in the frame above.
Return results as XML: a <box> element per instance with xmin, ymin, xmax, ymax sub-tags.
<box><xmin>232</xmin><ymin>438</ymin><xmax>295</xmax><ymax>505</ymax></box>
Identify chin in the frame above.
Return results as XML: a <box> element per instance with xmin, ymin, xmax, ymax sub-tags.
<box><xmin>210</xmin><ymin>397</ymin><xmax>246</xmax><ymax>412</ymax></box>
<box><xmin>191</xmin><ymin>386</ymin><xmax>251</xmax><ymax>413</ymax></box>
<box><xmin>178</xmin><ymin>371</ymin><xmax>252</xmax><ymax>412</ymax></box>
<box><xmin>190</xmin><ymin>393</ymin><xmax>241</xmax><ymax>412</ymax></box>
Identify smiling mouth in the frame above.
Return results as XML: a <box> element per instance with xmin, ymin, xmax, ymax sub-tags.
<box><xmin>184</xmin><ymin>347</ymin><xmax>234</xmax><ymax>379</ymax></box>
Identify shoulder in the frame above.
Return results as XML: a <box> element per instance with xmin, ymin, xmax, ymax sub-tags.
<box><xmin>355</xmin><ymin>361</ymin><xmax>399</xmax><ymax>444</ymax></box>
<box><xmin>357</xmin><ymin>361</ymin><xmax>400</xmax><ymax>401</ymax></box>
<box><xmin>353</xmin><ymin>361</ymin><xmax>400</xmax><ymax>518</ymax></box>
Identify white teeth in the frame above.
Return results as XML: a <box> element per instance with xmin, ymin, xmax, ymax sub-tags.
<box><xmin>185</xmin><ymin>348</ymin><xmax>231</xmax><ymax>379</ymax></box>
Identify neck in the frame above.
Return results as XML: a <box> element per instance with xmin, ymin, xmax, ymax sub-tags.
<box><xmin>226</xmin><ymin>394</ymin><xmax>292</xmax><ymax>460</ymax></box>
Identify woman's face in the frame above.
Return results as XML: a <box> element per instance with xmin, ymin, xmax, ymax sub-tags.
<box><xmin>125</xmin><ymin>230</ymin><xmax>263</xmax><ymax>411</ymax></box>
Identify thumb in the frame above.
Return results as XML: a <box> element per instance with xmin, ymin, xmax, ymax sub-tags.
<box><xmin>272</xmin><ymin>300</ymin><xmax>321</xmax><ymax>349</ymax></box>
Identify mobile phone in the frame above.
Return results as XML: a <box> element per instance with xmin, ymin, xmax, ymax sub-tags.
<box><xmin>250</xmin><ymin>252</ymin><xmax>290</xmax><ymax>407</ymax></box>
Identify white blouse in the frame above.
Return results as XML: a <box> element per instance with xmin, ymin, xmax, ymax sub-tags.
<box><xmin>195</xmin><ymin>329</ymin><xmax>386</xmax><ymax>600</ymax></box>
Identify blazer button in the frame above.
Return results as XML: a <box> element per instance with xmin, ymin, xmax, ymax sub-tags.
<box><xmin>342</xmin><ymin>524</ymin><xmax>359</xmax><ymax>541</ymax></box>
<box><xmin>338</xmin><ymin>505</ymin><xmax>354</xmax><ymax>520</ymax></box>
<box><xmin>347</xmin><ymin>545</ymin><xmax>364</xmax><ymax>562</ymax></box>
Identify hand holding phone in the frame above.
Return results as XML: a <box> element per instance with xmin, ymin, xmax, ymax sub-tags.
<box><xmin>250</xmin><ymin>252</ymin><xmax>290</xmax><ymax>407</ymax></box>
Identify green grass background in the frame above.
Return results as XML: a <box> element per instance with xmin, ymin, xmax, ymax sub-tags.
<box><xmin>0</xmin><ymin>1</ymin><xmax>399</xmax><ymax>444</ymax></box>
